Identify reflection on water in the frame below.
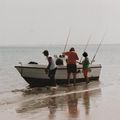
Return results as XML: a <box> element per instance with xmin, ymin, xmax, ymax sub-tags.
<box><xmin>67</xmin><ymin>87</ymin><xmax>79</xmax><ymax>118</ymax></box>
<box><xmin>15</xmin><ymin>82</ymin><xmax>101</xmax><ymax>120</ymax></box>
<box><xmin>82</xmin><ymin>85</ymin><xmax>90</xmax><ymax>115</ymax></box>
<box><xmin>48</xmin><ymin>89</ymin><xmax>57</xmax><ymax>120</ymax></box>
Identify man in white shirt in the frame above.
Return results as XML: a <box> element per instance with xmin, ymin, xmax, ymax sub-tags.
<box><xmin>43</xmin><ymin>50</ymin><xmax>57</xmax><ymax>86</ymax></box>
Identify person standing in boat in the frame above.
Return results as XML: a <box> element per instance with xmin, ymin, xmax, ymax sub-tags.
<box><xmin>42</xmin><ymin>50</ymin><xmax>57</xmax><ymax>87</ymax></box>
<box><xmin>82</xmin><ymin>52</ymin><xmax>90</xmax><ymax>84</ymax></box>
<box><xmin>63</xmin><ymin>47</ymin><xmax>79</xmax><ymax>85</ymax></box>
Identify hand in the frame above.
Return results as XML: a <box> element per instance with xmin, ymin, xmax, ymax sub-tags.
<box><xmin>45</xmin><ymin>69</ymin><xmax>48</xmax><ymax>74</ymax></box>
<box><xmin>77</xmin><ymin>61</ymin><xmax>82</xmax><ymax>64</ymax></box>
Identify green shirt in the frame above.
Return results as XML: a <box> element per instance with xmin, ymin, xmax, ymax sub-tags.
<box><xmin>82</xmin><ymin>57</ymin><xmax>89</xmax><ymax>69</ymax></box>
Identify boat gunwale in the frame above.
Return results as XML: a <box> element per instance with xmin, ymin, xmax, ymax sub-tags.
<box><xmin>15</xmin><ymin>64</ymin><xmax>102</xmax><ymax>70</ymax></box>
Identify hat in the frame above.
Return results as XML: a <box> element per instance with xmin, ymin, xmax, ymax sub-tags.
<box><xmin>42</xmin><ymin>50</ymin><xmax>49</xmax><ymax>56</ymax></box>
<box><xmin>70</xmin><ymin>47</ymin><xmax>75</xmax><ymax>51</ymax></box>
<box><xmin>82</xmin><ymin>52</ymin><xmax>88</xmax><ymax>57</ymax></box>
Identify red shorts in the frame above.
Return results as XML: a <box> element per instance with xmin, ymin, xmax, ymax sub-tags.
<box><xmin>83</xmin><ymin>69</ymin><xmax>88</xmax><ymax>78</ymax></box>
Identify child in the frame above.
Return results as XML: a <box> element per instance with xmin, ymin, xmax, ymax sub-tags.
<box><xmin>82</xmin><ymin>52</ymin><xmax>90</xmax><ymax>84</ymax></box>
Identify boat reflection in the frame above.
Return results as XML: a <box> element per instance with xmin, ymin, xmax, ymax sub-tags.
<box><xmin>16</xmin><ymin>82</ymin><xmax>101</xmax><ymax>120</ymax></box>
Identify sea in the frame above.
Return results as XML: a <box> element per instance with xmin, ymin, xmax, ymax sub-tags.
<box><xmin>0</xmin><ymin>44</ymin><xmax>120</xmax><ymax>120</ymax></box>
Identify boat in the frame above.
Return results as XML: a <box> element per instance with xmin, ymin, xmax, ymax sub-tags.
<box><xmin>15</xmin><ymin>63</ymin><xmax>102</xmax><ymax>87</ymax></box>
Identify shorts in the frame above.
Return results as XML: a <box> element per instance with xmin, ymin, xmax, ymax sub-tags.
<box><xmin>67</xmin><ymin>64</ymin><xmax>77</xmax><ymax>73</ymax></box>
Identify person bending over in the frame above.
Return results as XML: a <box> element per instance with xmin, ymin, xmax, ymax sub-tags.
<box><xmin>43</xmin><ymin>50</ymin><xmax>57</xmax><ymax>86</ymax></box>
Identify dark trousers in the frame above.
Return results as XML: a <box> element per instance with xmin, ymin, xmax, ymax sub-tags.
<box><xmin>48</xmin><ymin>68</ymin><xmax>57</xmax><ymax>86</ymax></box>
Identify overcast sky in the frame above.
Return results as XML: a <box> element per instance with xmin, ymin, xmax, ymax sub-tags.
<box><xmin>0</xmin><ymin>0</ymin><xmax>120</xmax><ymax>46</ymax></box>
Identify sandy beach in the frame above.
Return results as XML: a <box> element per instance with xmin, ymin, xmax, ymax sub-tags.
<box><xmin>1</xmin><ymin>81</ymin><xmax>120</xmax><ymax>120</ymax></box>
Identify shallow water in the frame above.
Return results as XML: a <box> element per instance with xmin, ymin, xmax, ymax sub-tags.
<box><xmin>0</xmin><ymin>44</ymin><xmax>120</xmax><ymax>120</ymax></box>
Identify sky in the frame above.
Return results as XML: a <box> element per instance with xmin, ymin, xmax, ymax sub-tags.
<box><xmin>0</xmin><ymin>0</ymin><xmax>120</xmax><ymax>46</ymax></box>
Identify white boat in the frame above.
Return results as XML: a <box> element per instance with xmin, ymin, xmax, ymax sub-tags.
<box><xmin>15</xmin><ymin>63</ymin><xmax>102</xmax><ymax>87</ymax></box>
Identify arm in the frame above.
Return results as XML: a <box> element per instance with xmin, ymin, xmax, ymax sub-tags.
<box><xmin>75</xmin><ymin>53</ymin><xmax>79</xmax><ymax>60</ymax></box>
<box><xmin>63</xmin><ymin>51</ymin><xmax>69</xmax><ymax>56</ymax></box>
<box><xmin>47</xmin><ymin>56</ymin><xmax>52</xmax><ymax>69</ymax></box>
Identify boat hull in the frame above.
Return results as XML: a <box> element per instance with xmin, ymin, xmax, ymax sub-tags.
<box><xmin>15</xmin><ymin>64</ymin><xmax>102</xmax><ymax>87</ymax></box>
<box><xmin>23</xmin><ymin>77</ymin><xmax>99</xmax><ymax>87</ymax></box>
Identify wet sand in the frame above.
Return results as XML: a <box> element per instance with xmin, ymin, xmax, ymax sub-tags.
<box><xmin>1</xmin><ymin>81</ymin><xmax>120</xmax><ymax>120</ymax></box>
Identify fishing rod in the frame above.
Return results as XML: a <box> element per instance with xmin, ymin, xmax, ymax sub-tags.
<box><xmin>55</xmin><ymin>28</ymin><xmax>71</xmax><ymax>65</ymax></box>
<box><xmin>91</xmin><ymin>33</ymin><xmax>106</xmax><ymax>64</ymax></box>
<box><xmin>63</xmin><ymin>28</ymin><xmax>71</xmax><ymax>52</ymax></box>
<box><xmin>79</xmin><ymin>34</ymin><xmax>92</xmax><ymax>63</ymax></box>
